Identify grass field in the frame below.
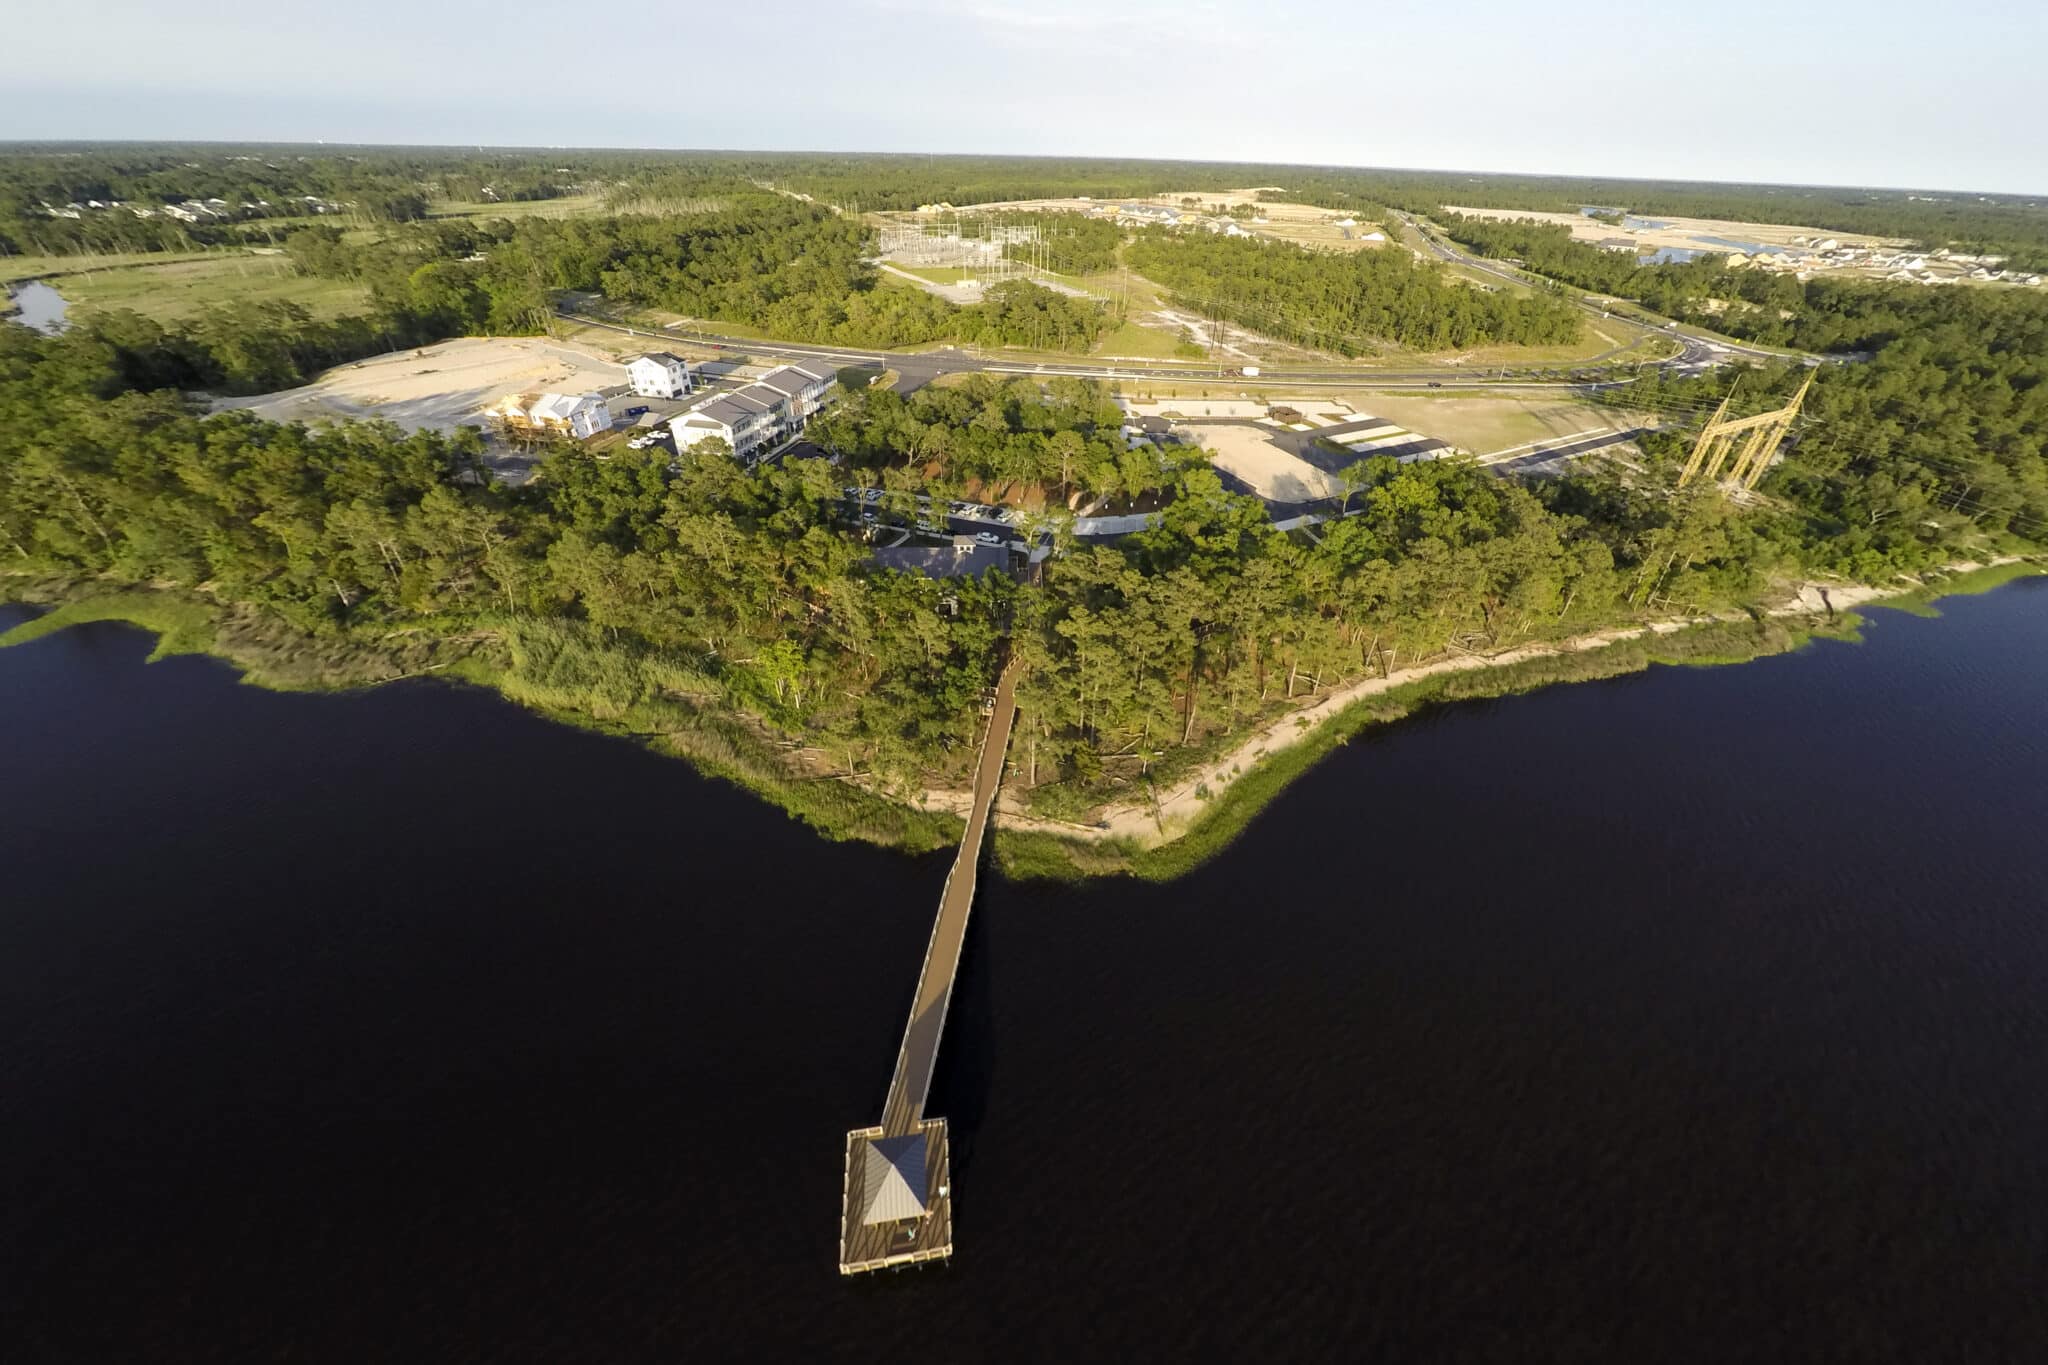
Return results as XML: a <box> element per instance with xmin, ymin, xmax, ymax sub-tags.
<box><xmin>53</xmin><ymin>255</ymin><xmax>371</xmax><ymax>323</ymax></box>
<box><xmin>2</xmin><ymin>249</ymin><xmax>224</xmax><ymax>284</ymax></box>
<box><xmin>888</xmin><ymin>264</ymin><xmax>975</xmax><ymax>285</ymax></box>
<box><xmin>1337</xmin><ymin>390</ymin><xmax>1654</xmax><ymax>454</ymax></box>
<box><xmin>1093</xmin><ymin>318</ymin><xmax>1198</xmax><ymax>359</ymax></box>
<box><xmin>429</xmin><ymin>194</ymin><xmax>608</xmax><ymax>222</ymax></box>
<box><xmin>1370</xmin><ymin>324</ymin><xmax>1679</xmax><ymax>371</ymax></box>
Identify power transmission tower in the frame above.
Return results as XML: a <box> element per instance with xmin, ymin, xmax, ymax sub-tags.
<box><xmin>1678</xmin><ymin>372</ymin><xmax>1815</xmax><ymax>489</ymax></box>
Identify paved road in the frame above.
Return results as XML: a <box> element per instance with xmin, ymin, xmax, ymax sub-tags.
<box><xmin>561</xmin><ymin>310</ymin><xmax>1707</xmax><ymax>397</ymax></box>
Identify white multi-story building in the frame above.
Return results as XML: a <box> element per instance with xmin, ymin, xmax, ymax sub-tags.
<box><xmin>667</xmin><ymin>362</ymin><xmax>837</xmax><ymax>462</ymax></box>
<box><xmin>752</xmin><ymin>363</ymin><xmax>835</xmax><ymax>420</ymax></box>
<box><xmin>670</xmin><ymin>391</ymin><xmax>780</xmax><ymax>460</ymax></box>
<box><xmin>625</xmin><ymin>352</ymin><xmax>693</xmax><ymax>399</ymax></box>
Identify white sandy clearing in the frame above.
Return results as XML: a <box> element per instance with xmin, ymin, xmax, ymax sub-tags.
<box><xmin>1180</xmin><ymin>423</ymin><xmax>1343</xmax><ymax>502</ymax></box>
<box><xmin>1443</xmin><ymin>205</ymin><xmax>1907</xmax><ymax>255</ymax></box>
<box><xmin>213</xmin><ymin>337</ymin><xmax>629</xmax><ymax>433</ymax></box>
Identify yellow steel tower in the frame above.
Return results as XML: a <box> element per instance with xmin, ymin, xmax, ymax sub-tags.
<box><xmin>1678</xmin><ymin>372</ymin><xmax>1814</xmax><ymax>490</ymax></box>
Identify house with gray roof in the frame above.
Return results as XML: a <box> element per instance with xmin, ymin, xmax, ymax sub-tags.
<box><xmin>871</xmin><ymin>540</ymin><xmax>1009</xmax><ymax>580</ymax></box>
<box><xmin>667</xmin><ymin>364</ymin><xmax>839</xmax><ymax>462</ymax></box>
<box><xmin>752</xmin><ymin>363</ymin><xmax>836</xmax><ymax>420</ymax></box>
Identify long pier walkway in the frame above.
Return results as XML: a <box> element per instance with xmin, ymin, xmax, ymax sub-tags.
<box><xmin>839</xmin><ymin>659</ymin><xmax>1021</xmax><ymax>1274</ymax></box>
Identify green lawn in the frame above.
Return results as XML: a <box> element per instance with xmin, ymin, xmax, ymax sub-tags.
<box><xmin>888</xmin><ymin>263</ymin><xmax>974</xmax><ymax>285</ymax></box>
<box><xmin>1094</xmin><ymin>318</ymin><xmax>1198</xmax><ymax>360</ymax></box>
<box><xmin>429</xmin><ymin>194</ymin><xmax>609</xmax><ymax>222</ymax></box>
<box><xmin>53</xmin><ymin>255</ymin><xmax>371</xmax><ymax>323</ymax></box>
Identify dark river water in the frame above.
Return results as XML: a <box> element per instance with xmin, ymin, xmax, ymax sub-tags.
<box><xmin>5</xmin><ymin>584</ymin><xmax>2047</xmax><ymax>1363</ymax></box>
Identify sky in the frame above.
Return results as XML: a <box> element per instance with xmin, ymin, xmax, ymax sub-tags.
<box><xmin>6</xmin><ymin>0</ymin><xmax>2044</xmax><ymax>195</ymax></box>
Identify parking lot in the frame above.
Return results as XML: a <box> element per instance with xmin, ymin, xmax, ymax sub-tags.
<box><xmin>837</xmin><ymin>485</ymin><xmax>1036</xmax><ymax>551</ymax></box>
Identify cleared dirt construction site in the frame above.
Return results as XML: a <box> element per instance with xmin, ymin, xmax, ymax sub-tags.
<box><xmin>214</xmin><ymin>337</ymin><xmax>629</xmax><ymax>433</ymax></box>
<box><xmin>1442</xmin><ymin>204</ymin><xmax>1909</xmax><ymax>264</ymax></box>
<box><xmin>1181</xmin><ymin>422</ymin><xmax>1346</xmax><ymax>502</ymax></box>
<box><xmin>1348</xmin><ymin>391</ymin><xmax>1651</xmax><ymax>457</ymax></box>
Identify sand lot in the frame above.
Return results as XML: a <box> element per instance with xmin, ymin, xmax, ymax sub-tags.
<box><xmin>214</xmin><ymin>337</ymin><xmax>630</xmax><ymax>433</ymax></box>
<box><xmin>1179</xmin><ymin>423</ymin><xmax>1344</xmax><ymax>502</ymax></box>
<box><xmin>935</xmin><ymin>188</ymin><xmax>1388</xmax><ymax>253</ymax></box>
<box><xmin>1340</xmin><ymin>392</ymin><xmax>1647</xmax><ymax>456</ymax></box>
<box><xmin>1442</xmin><ymin>205</ymin><xmax>1906</xmax><ymax>254</ymax></box>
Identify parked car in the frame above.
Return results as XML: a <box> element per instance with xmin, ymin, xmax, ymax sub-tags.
<box><xmin>975</xmin><ymin>531</ymin><xmax>1004</xmax><ymax>547</ymax></box>
<box><xmin>862</xmin><ymin>489</ymin><xmax>885</xmax><ymax>503</ymax></box>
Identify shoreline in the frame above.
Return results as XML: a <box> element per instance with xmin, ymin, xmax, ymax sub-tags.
<box><xmin>5</xmin><ymin>559</ymin><xmax>2038</xmax><ymax>881</ymax></box>
<box><xmin>1054</xmin><ymin>577</ymin><xmax>1905</xmax><ymax>846</ymax></box>
<box><xmin>977</xmin><ymin>558</ymin><xmax>2038</xmax><ymax>877</ymax></box>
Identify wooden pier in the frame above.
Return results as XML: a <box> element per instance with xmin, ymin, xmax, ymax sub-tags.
<box><xmin>839</xmin><ymin>659</ymin><xmax>1020</xmax><ymax>1275</ymax></box>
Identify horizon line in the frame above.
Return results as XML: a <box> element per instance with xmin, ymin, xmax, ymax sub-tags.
<box><xmin>3</xmin><ymin>138</ymin><xmax>2043</xmax><ymax>202</ymax></box>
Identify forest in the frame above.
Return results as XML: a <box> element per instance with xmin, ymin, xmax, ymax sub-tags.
<box><xmin>0</xmin><ymin>145</ymin><xmax>581</xmax><ymax>256</ymax></box>
<box><xmin>811</xmin><ymin>376</ymin><xmax>1196</xmax><ymax>501</ymax></box>
<box><xmin>6</xmin><ymin>146</ymin><xmax>2046</xmax><ymax>852</ymax></box>
<box><xmin>8</xmin><ymin>292</ymin><xmax>2038</xmax><ymax>842</ymax></box>
<box><xmin>1124</xmin><ymin>230</ymin><xmax>1583</xmax><ymax>353</ymax></box>
<box><xmin>273</xmin><ymin>193</ymin><xmax>1108</xmax><ymax>353</ymax></box>
<box><xmin>11</xmin><ymin>147</ymin><xmax>2044</xmax><ymax>269</ymax></box>
<box><xmin>1440</xmin><ymin>214</ymin><xmax>2048</xmax><ymax>571</ymax></box>
<box><xmin>0</xmin><ymin>313</ymin><xmax>1766</xmax><ymax>817</ymax></box>
<box><xmin>23</xmin><ymin>191</ymin><xmax>1111</xmax><ymax>392</ymax></box>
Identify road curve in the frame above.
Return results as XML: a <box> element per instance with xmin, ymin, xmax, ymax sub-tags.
<box><xmin>1395</xmin><ymin>212</ymin><xmax>1811</xmax><ymax>368</ymax></box>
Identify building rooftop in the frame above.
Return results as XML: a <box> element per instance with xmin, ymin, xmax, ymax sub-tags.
<box><xmin>752</xmin><ymin>366</ymin><xmax>814</xmax><ymax>398</ymax></box>
<box><xmin>693</xmin><ymin>395</ymin><xmax>766</xmax><ymax>426</ymax></box>
<box><xmin>529</xmin><ymin>392</ymin><xmax>603</xmax><ymax>421</ymax></box>
<box><xmin>732</xmin><ymin>385</ymin><xmax>786</xmax><ymax>412</ymax></box>
<box><xmin>871</xmin><ymin>543</ymin><xmax>1008</xmax><ymax>579</ymax></box>
<box><xmin>629</xmin><ymin>351</ymin><xmax>687</xmax><ymax>367</ymax></box>
<box><xmin>859</xmin><ymin>1134</ymin><xmax>929</xmax><ymax>1225</ymax></box>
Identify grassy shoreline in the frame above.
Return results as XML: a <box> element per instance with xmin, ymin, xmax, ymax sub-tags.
<box><xmin>7</xmin><ymin>561</ymin><xmax>2040</xmax><ymax>881</ymax></box>
<box><xmin>0</xmin><ymin>577</ymin><xmax>961</xmax><ymax>856</ymax></box>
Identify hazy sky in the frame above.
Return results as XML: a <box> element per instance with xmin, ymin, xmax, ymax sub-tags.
<box><xmin>7</xmin><ymin>0</ymin><xmax>2043</xmax><ymax>193</ymax></box>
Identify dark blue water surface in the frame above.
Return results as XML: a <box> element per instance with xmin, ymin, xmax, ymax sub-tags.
<box><xmin>4</xmin><ymin>584</ymin><xmax>2047</xmax><ymax>1362</ymax></box>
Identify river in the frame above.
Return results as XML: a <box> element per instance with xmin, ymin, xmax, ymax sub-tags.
<box><xmin>4</xmin><ymin>280</ymin><xmax>69</xmax><ymax>334</ymax></box>
<box><xmin>4</xmin><ymin>584</ymin><xmax>2046</xmax><ymax>1362</ymax></box>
